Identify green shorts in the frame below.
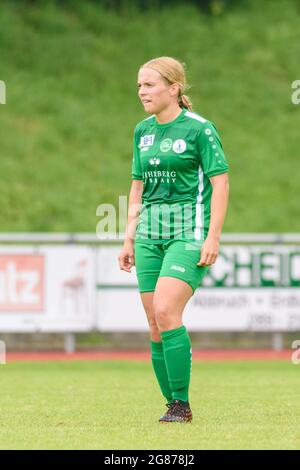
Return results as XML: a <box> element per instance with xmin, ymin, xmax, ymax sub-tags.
<box><xmin>134</xmin><ymin>238</ymin><xmax>210</xmax><ymax>295</ymax></box>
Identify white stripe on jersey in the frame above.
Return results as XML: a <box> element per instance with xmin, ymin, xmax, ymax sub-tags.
<box><xmin>194</xmin><ymin>167</ymin><xmax>204</xmax><ymax>241</ymax></box>
<box><xmin>184</xmin><ymin>110</ymin><xmax>207</xmax><ymax>123</ymax></box>
<box><xmin>183</xmin><ymin>110</ymin><xmax>206</xmax><ymax>239</ymax></box>
<box><xmin>142</xmin><ymin>114</ymin><xmax>155</xmax><ymax>121</ymax></box>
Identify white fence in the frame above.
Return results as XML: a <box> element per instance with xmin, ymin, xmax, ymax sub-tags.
<box><xmin>0</xmin><ymin>233</ymin><xmax>299</xmax><ymax>350</ymax></box>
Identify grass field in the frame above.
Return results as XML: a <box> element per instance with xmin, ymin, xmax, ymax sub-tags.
<box><xmin>0</xmin><ymin>359</ymin><xmax>299</xmax><ymax>450</ymax></box>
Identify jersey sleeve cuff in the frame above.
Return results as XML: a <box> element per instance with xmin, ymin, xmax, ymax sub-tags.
<box><xmin>205</xmin><ymin>168</ymin><xmax>229</xmax><ymax>178</ymax></box>
<box><xmin>132</xmin><ymin>175</ymin><xmax>143</xmax><ymax>180</ymax></box>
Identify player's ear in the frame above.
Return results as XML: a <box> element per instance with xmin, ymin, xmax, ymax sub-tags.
<box><xmin>169</xmin><ymin>82</ymin><xmax>180</xmax><ymax>97</ymax></box>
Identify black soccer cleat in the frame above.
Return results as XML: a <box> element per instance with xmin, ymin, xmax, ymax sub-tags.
<box><xmin>159</xmin><ymin>399</ymin><xmax>193</xmax><ymax>423</ymax></box>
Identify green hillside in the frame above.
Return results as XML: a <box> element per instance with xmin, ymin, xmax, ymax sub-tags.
<box><xmin>0</xmin><ymin>0</ymin><xmax>299</xmax><ymax>232</ymax></box>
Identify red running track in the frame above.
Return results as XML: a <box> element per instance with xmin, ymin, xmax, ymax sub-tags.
<box><xmin>5</xmin><ymin>350</ymin><xmax>292</xmax><ymax>362</ymax></box>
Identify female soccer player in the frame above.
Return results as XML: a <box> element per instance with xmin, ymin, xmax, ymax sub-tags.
<box><xmin>118</xmin><ymin>57</ymin><xmax>229</xmax><ymax>423</ymax></box>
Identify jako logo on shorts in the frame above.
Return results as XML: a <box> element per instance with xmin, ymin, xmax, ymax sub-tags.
<box><xmin>170</xmin><ymin>264</ymin><xmax>186</xmax><ymax>273</ymax></box>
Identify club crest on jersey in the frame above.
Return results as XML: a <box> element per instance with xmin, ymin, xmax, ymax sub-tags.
<box><xmin>172</xmin><ymin>139</ymin><xmax>186</xmax><ymax>154</ymax></box>
<box><xmin>140</xmin><ymin>134</ymin><xmax>155</xmax><ymax>147</ymax></box>
<box><xmin>160</xmin><ymin>138</ymin><xmax>172</xmax><ymax>152</ymax></box>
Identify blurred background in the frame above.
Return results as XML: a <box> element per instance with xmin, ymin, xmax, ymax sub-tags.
<box><xmin>0</xmin><ymin>0</ymin><xmax>300</xmax><ymax>352</ymax></box>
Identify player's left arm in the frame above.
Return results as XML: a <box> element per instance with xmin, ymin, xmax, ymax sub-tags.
<box><xmin>197</xmin><ymin>172</ymin><xmax>229</xmax><ymax>266</ymax></box>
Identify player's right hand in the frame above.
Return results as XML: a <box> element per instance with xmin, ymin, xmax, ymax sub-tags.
<box><xmin>118</xmin><ymin>242</ymin><xmax>135</xmax><ymax>273</ymax></box>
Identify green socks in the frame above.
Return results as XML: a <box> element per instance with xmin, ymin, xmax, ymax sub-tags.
<box><xmin>160</xmin><ymin>325</ymin><xmax>192</xmax><ymax>402</ymax></box>
<box><xmin>151</xmin><ymin>326</ymin><xmax>192</xmax><ymax>403</ymax></box>
<box><xmin>150</xmin><ymin>340</ymin><xmax>172</xmax><ymax>403</ymax></box>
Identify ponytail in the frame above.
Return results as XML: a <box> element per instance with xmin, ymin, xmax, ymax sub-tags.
<box><xmin>178</xmin><ymin>93</ymin><xmax>193</xmax><ymax>111</ymax></box>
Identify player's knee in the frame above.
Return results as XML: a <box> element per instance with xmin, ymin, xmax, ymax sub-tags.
<box><xmin>154</xmin><ymin>305</ymin><xmax>172</xmax><ymax>331</ymax></box>
<box><xmin>149</xmin><ymin>326</ymin><xmax>161</xmax><ymax>342</ymax></box>
<box><xmin>145</xmin><ymin>313</ymin><xmax>159</xmax><ymax>337</ymax></box>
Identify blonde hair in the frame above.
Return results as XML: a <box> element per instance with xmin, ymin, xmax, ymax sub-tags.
<box><xmin>140</xmin><ymin>56</ymin><xmax>193</xmax><ymax>111</ymax></box>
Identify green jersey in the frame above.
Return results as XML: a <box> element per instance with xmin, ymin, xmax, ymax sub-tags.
<box><xmin>131</xmin><ymin>108</ymin><xmax>229</xmax><ymax>243</ymax></box>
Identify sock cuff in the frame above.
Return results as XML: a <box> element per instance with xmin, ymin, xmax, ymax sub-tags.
<box><xmin>150</xmin><ymin>340</ymin><xmax>163</xmax><ymax>353</ymax></box>
<box><xmin>160</xmin><ymin>325</ymin><xmax>187</xmax><ymax>341</ymax></box>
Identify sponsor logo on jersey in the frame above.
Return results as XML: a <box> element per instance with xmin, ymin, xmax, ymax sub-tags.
<box><xmin>149</xmin><ymin>158</ymin><xmax>160</xmax><ymax>166</ymax></box>
<box><xmin>143</xmin><ymin>169</ymin><xmax>177</xmax><ymax>184</ymax></box>
<box><xmin>140</xmin><ymin>134</ymin><xmax>155</xmax><ymax>147</ymax></box>
<box><xmin>160</xmin><ymin>138</ymin><xmax>172</xmax><ymax>152</ymax></box>
<box><xmin>172</xmin><ymin>139</ymin><xmax>186</xmax><ymax>154</ymax></box>
<box><xmin>170</xmin><ymin>264</ymin><xmax>186</xmax><ymax>273</ymax></box>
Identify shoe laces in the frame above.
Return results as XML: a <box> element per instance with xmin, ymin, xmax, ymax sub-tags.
<box><xmin>165</xmin><ymin>401</ymin><xmax>176</xmax><ymax>416</ymax></box>
<box><xmin>165</xmin><ymin>400</ymin><xmax>182</xmax><ymax>415</ymax></box>
<box><xmin>166</xmin><ymin>400</ymin><xmax>189</xmax><ymax>417</ymax></box>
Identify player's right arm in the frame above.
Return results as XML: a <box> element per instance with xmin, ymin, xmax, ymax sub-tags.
<box><xmin>118</xmin><ymin>179</ymin><xmax>143</xmax><ymax>273</ymax></box>
<box><xmin>118</xmin><ymin>124</ymin><xmax>144</xmax><ymax>273</ymax></box>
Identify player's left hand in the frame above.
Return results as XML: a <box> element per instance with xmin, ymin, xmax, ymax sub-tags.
<box><xmin>197</xmin><ymin>236</ymin><xmax>219</xmax><ymax>266</ymax></box>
